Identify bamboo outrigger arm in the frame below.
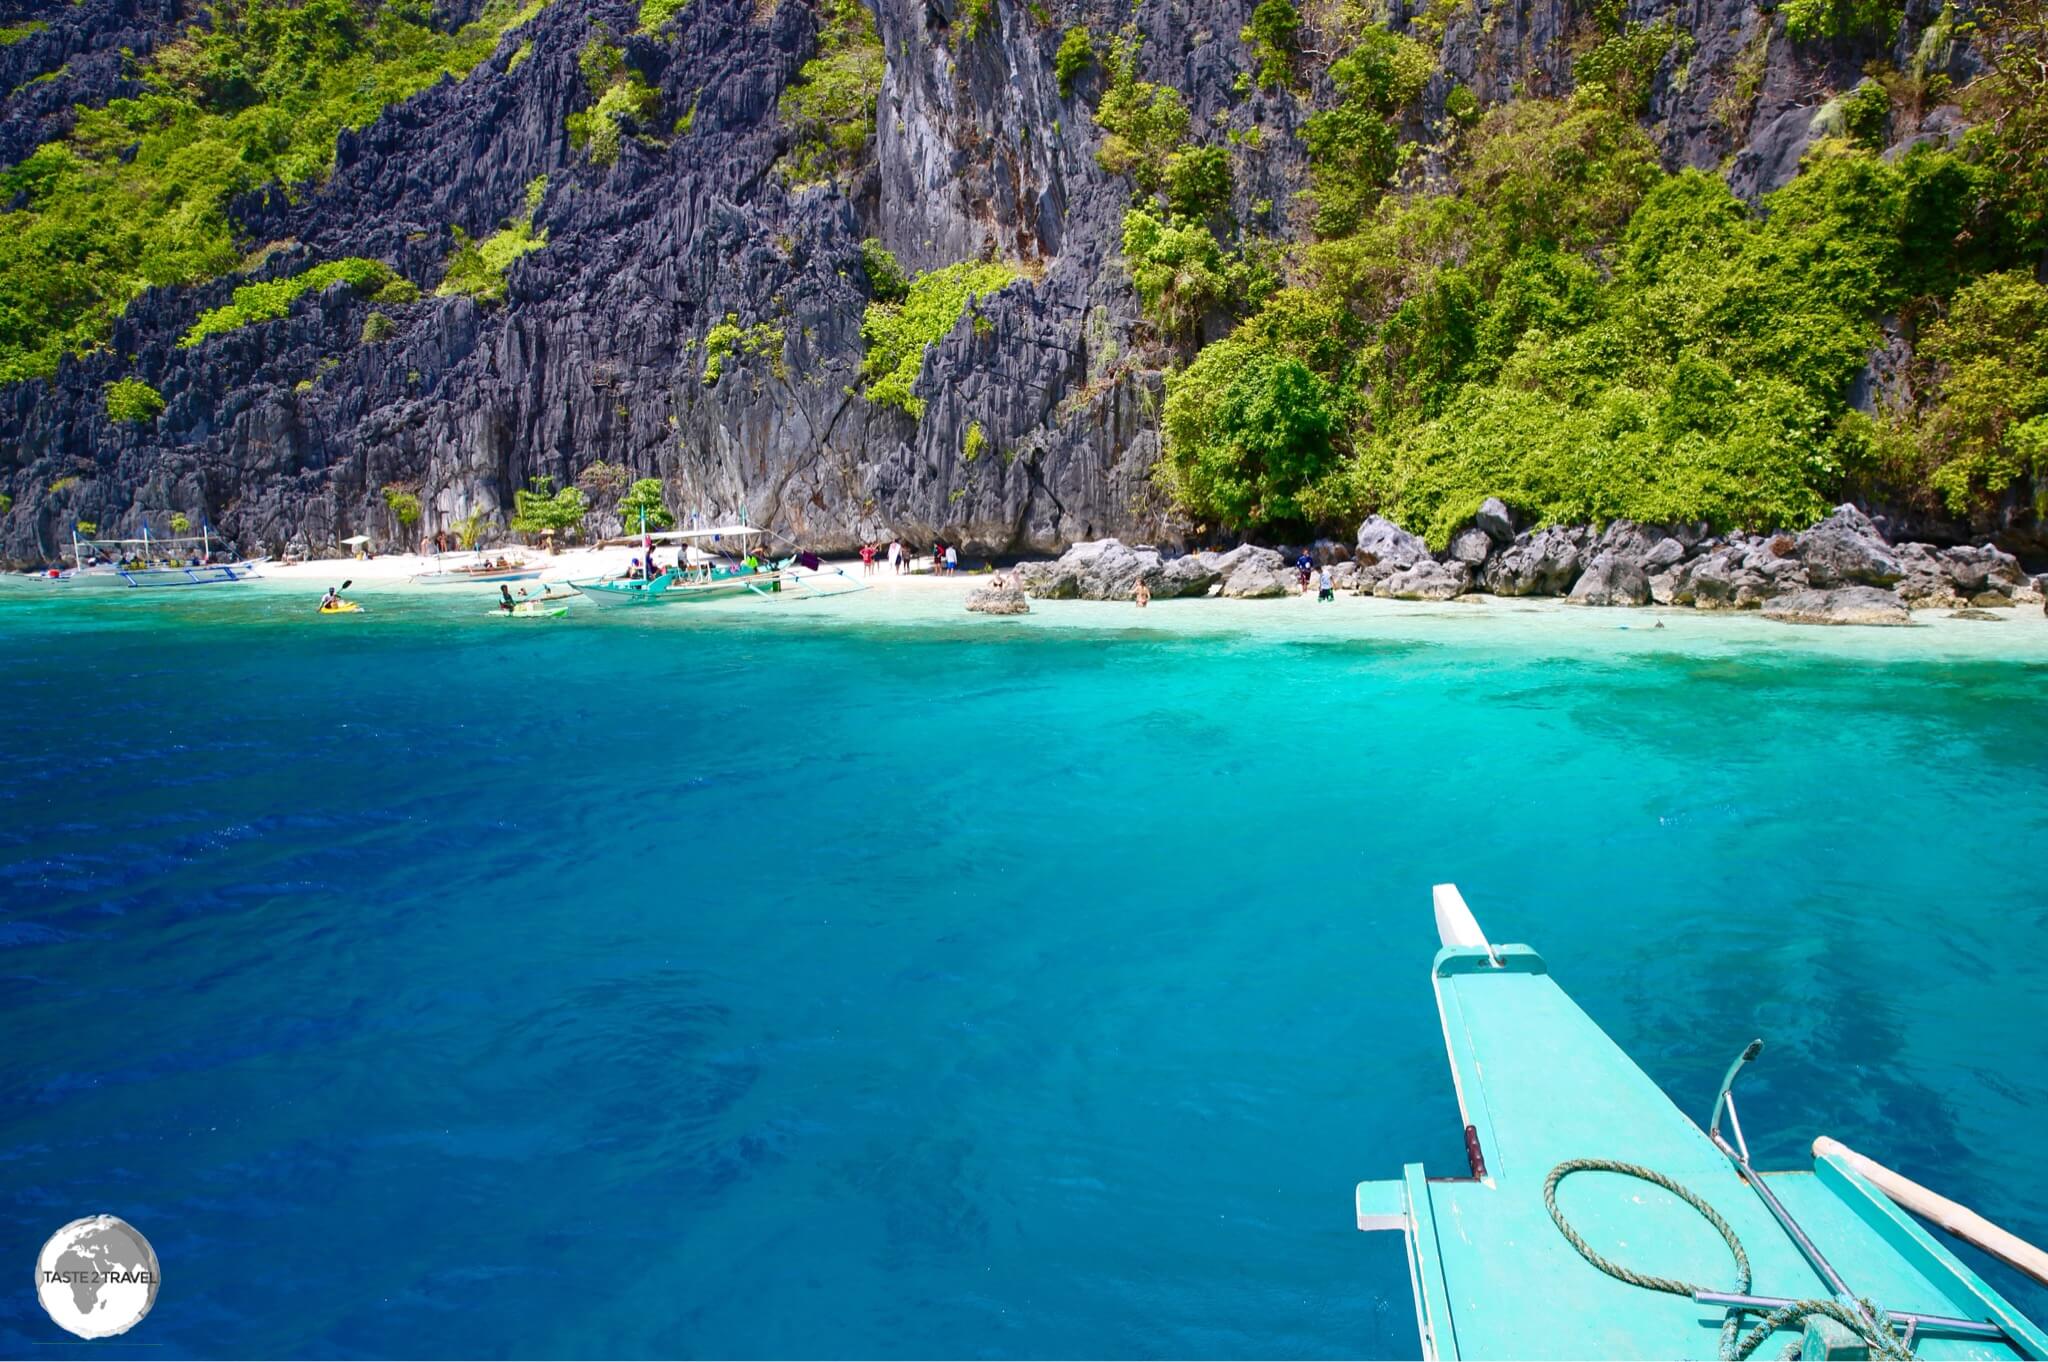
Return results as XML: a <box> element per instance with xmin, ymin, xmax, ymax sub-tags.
<box><xmin>1814</xmin><ymin>1136</ymin><xmax>2048</xmax><ymax>1289</ymax></box>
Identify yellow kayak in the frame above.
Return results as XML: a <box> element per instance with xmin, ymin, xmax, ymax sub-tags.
<box><xmin>318</xmin><ymin>601</ymin><xmax>364</xmax><ymax>614</ymax></box>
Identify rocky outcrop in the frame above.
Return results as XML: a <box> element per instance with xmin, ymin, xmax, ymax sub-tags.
<box><xmin>1376</xmin><ymin>559</ymin><xmax>1471</xmax><ymax>600</ymax></box>
<box><xmin>1567</xmin><ymin>552</ymin><xmax>1651</xmax><ymax>606</ymax></box>
<box><xmin>1797</xmin><ymin>505</ymin><xmax>1904</xmax><ymax>587</ymax></box>
<box><xmin>1206</xmin><ymin>545</ymin><xmax>1292</xmax><ymax>598</ymax></box>
<box><xmin>1481</xmin><ymin>527</ymin><xmax>1584</xmax><ymax>596</ymax></box>
<box><xmin>1354</xmin><ymin>516</ymin><xmax>1430</xmax><ymax>592</ymax></box>
<box><xmin>965</xmin><ymin>585</ymin><xmax>1030</xmax><ymax>614</ymax></box>
<box><xmin>1761</xmin><ymin>586</ymin><xmax>1913</xmax><ymax>626</ymax></box>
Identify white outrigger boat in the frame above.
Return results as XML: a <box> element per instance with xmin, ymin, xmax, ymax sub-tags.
<box><xmin>1360</xmin><ymin>884</ymin><xmax>2048</xmax><ymax>1359</ymax></box>
<box><xmin>47</xmin><ymin>524</ymin><xmax>261</xmax><ymax>588</ymax></box>
<box><xmin>412</xmin><ymin>553</ymin><xmax>542</xmax><ymax>585</ymax></box>
<box><xmin>565</xmin><ymin>524</ymin><xmax>798</xmax><ymax>607</ymax></box>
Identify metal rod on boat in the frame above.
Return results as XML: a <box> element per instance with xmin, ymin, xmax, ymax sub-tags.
<box><xmin>1706</xmin><ymin>1041</ymin><xmax>1881</xmax><ymax>1338</ymax></box>
<box><xmin>1693</xmin><ymin>1291</ymin><xmax>2006</xmax><ymax>1340</ymax></box>
<box><xmin>1814</xmin><ymin>1137</ymin><xmax>2048</xmax><ymax>1288</ymax></box>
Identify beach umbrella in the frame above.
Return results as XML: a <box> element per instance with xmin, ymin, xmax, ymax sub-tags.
<box><xmin>340</xmin><ymin>534</ymin><xmax>371</xmax><ymax>545</ymax></box>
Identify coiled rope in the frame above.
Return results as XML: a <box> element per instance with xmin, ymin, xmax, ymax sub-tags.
<box><xmin>1543</xmin><ymin>1158</ymin><xmax>1915</xmax><ymax>1360</ymax></box>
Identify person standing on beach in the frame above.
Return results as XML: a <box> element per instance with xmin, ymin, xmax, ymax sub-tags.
<box><xmin>1135</xmin><ymin>578</ymin><xmax>1151</xmax><ymax>608</ymax></box>
<box><xmin>1296</xmin><ymin>549</ymin><xmax>1314</xmax><ymax>594</ymax></box>
<box><xmin>887</xmin><ymin>539</ymin><xmax>902</xmax><ymax>574</ymax></box>
<box><xmin>860</xmin><ymin>541</ymin><xmax>877</xmax><ymax>576</ymax></box>
<box><xmin>945</xmin><ymin>543</ymin><xmax>959</xmax><ymax>575</ymax></box>
<box><xmin>1317</xmin><ymin>565</ymin><xmax>1334</xmax><ymax>602</ymax></box>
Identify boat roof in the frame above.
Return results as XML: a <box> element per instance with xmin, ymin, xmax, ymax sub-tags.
<box><xmin>602</xmin><ymin>524</ymin><xmax>764</xmax><ymax>545</ymax></box>
<box><xmin>1358</xmin><ymin>887</ymin><xmax>2048</xmax><ymax>1360</ymax></box>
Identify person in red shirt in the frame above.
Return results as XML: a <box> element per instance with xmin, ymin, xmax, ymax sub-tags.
<box><xmin>860</xmin><ymin>542</ymin><xmax>877</xmax><ymax>576</ymax></box>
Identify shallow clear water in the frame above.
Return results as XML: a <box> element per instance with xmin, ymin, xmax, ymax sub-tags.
<box><xmin>3</xmin><ymin>582</ymin><xmax>2047</xmax><ymax>1357</ymax></box>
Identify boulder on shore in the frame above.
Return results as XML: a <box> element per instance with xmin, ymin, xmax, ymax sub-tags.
<box><xmin>965</xmin><ymin>586</ymin><xmax>1030</xmax><ymax>615</ymax></box>
<box><xmin>1797</xmin><ymin>504</ymin><xmax>1904</xmax><ymax>587</ymax></box>
<box><xmin>1377</xmin><ymin>559</ymin><xmax>1471</xmax><ymax>600</ymax></box>
<box><xmin>1482</xmin><ymin>527</ymin><xmax>1584</xmax><ymax>597</ymax></box>
<box><xmin>1567</xmin><ymin>552</ymin><xmax>1651</xmax><ymax>606</ymax></box>
<box><xmin>1354</xmin><ymin>516</ymin><xmax>1429</xmax><ymax>590</ymax></box>
<box><xmin>1760</xmin><ymin>586</ymin><xmax>1912</xmax><ymax>626</ymax></box>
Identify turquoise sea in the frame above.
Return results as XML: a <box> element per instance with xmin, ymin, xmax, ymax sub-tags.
<box><xmin>3</xmin><ymin>580</ymin><xmax>2047</xmax><ymax>1357</ymax></box>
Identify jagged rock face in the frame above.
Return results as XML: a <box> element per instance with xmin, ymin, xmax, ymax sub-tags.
<box><xmin>0</xmin><ymin>0</ymin><xmax>1983</xmax><ymax>565</ymax></box>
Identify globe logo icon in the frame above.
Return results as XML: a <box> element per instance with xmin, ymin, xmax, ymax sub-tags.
<box><xmin>35</xmin><ymin>1216</ymin><xmax>159</xmax><ymax>1340</ymax></box>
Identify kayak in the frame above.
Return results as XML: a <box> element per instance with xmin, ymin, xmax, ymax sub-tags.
<box><xmin>488</xmin><ymin>604</ymin><xmax>568</xmax><ymax>618</ymax></box>
<box><xmin>318</xmin><ymin>601</ymin><xmax>364</xmax><ymax>614</ymax></box>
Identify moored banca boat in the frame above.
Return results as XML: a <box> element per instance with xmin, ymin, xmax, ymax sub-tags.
<box><xmin>1359</xmin><ymin>884</ymin><xmax>2048</xmax><ymax>1360</ymax></box>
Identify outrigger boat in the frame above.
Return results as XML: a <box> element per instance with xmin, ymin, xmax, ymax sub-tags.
<box><xmin>51</xmin><ymin>523</ymin><xmax>261</xmax><ymax>588</ymax></box>
<box><xmin>1361</xmin><ymin>885</ymin><xmax>2048</xmax><ymax>1360</ymax></box>
<box><xmin>412</xmin><ymin>554</ymin><xmax>541</xmax><ymax>585</ymax></box>
<box><xmin>566</xmin><ymin>524</ymin><xmax>792</xmax><ymax>607</ymax></box>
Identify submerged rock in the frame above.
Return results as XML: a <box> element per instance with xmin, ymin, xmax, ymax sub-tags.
<box><xmin>1761</xmin><ymin>586</ymin><xmax>1912</xmax><ymax>626</ymax></box>
<box><xmin>1948</xmin><ymin>608</ymin><xmax>2003</xmax><ymax>621</ymax></box>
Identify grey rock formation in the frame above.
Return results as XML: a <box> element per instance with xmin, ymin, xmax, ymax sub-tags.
<box><xmin>1567</xmin><ymin>552</ymin><xmax>1651</xmax><ymax>606</ymax></box>
<box><xmin>1798</xmin><ymin>505</ymin><xmax>1905</xmax><ymax>587</ymax></box>
<box><xmin>1377</xmin><ymin>559</ymin><xmax>1471</xmax><ymax>600</ymax></box>
<box><xmin>1153</xmin><ymin>552</ymin><xmax>1222</xmax><ymax>599</ymax></box>
<box><xmin>1473</xmin><ymin>497</ymin><xmax>1515</xmax><ymax>545</ymax></box>
<box><xmin>1354</xmin><ymin>515</ymin><xmax>1431</xmax><ymax>591</ymax></box>
<box><xmin>1761</xmin><ymin>586</ymin><xmax>1913</xmax><ymax>626</ymax></box>
<box><xmin>1447</xmin><ymin>527</ymin><xmax>1493</xmax><ymax>567</ymax></box>
<box><xmin>1206</xmin><ymin>545</ymin><xmax>1292</xmax><ymax>598</ymax></box>
<box><xmin>1481</xmin><ymin>527</ymin><xmax>1584</xmax><ymax>597</ymax></box>
<box><xmin>965</xmin><ymin>585</ymin><xmax>1030</xmax><ymax>613</ymax></box>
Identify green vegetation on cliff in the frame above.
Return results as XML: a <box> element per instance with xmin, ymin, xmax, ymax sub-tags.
<box><xmin>779</xmin><ymin>0</ymin><xmax>885</xmax><ymax>184</ymax></box>
<box><xmin>104</xmin><ymin>377</ymin><xmax>165</xmax><ymax>424</ymax></box>
<box><xmin>437</xmin><ymin>178</ymin><xmax>550</xmax><ymax>303</ymax></box>
<box><xmin>0</xmin><ymin>0</ymin><xmax>547</xmax><ymax>384</ymax></box>
<box><xmin>1154</xmin><ymin>0</ymin><xmax>2048</xmax><ymax>545</ymax></box>
<box><xmin>861</xmin><ymin>260</ymin><xmax>1021</xmax><ymax>418</ymax></box>
<box><xmin>567</xmin><ymin>30</ymin><xmax>660</xmax><ymax>165</ymax></box>
<box><xmin>182</xmin><ymin>258</ymin><xmax>417</xmax><ymax>346</ymax></box>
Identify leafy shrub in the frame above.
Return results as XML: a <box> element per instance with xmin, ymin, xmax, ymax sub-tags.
<box><xmin>1164</xmin><ymin>144</ymin><xmax>1233</xmax><ymax>218</ymax></box>
<box><xmin>1093</xmin><ymin>33</ymin><xmax>1190</xmax><ymax>190</ymax></box>
<box><xmin>1837</xmin><ymin>79</ymin><xmax>1890</xmax><ymax>149</ymax></box>
<box><xmin>104</xmin><ymin>378</ymin><xmax>165</xmax><ymax>424</ymax></box>
<box><xmin>0</xmin><ymin>0</ymin><xmax>547</xmax><ymax>383</ymax></box>
<box><xmin>452</xmin><ymin>509</ymin><xmax>492</xmax><ymax>550</ymax></box>
<box><xmin>779</xmin><ymin>0</ymin><xmax>886</xmax><ymax>183</ymax></box>
<box><xmin>381</xmin><ymin>485</ymin><xmax>423</xmax><ymax>526</ymax></box>
<box><xmin>567</xmin><ymin>32</ymin><xmax>660</xmax><ymax>164</ymax></box>
<box><xmin>1160</xmin><ymin>337</ymin><xmax>1339</xmax><ymax>528</ymax></box>
<box><xmin>509</xmin><ymin>477</ymin><xmax>588</xmax><ymax>538</ymax></box>
<box><xmin>1240</xmin><ymin>0</ymin><xmax>1301</xmax><ymax>88</ymax></box>
<box><xmin>361</xmin><ymin>310</ymin><xmax>397</xmax><ymax>343</ymax></box>
<box><xmin>1055</xmin><ymin>25</ymin><xmax>1094</xmax><ymax>96</ymax></box>
<box><xmin>1122</xmin><ymin>209</ymin><xmax>1271</xmax><ymax>338</ymax></box>
<box><xmin>860</xmin><ymin>238</ymin><xmax>911</xmax><ymax>302</ymax></box>
<box><xmin>861</xmin><ymin>260</ymin><xmax>1021</xmax><ymax>417</ymax></box>
<box><xmin>182</xmin><ymin>258</ymin><xmax>409</xmax><ymax>346</ymax></box>
<box><xmin>963</xmin><ymin>420</ymin><xmax>987</xmax><ymax>461</ymax></box>
<box><xmin>1301</xmin><ymin>28</ymin><xmax>1434</xmax><ymax>234</ymax></box>
<box><xmin>616</xmin><ymin>477</ymin><xmax>676</xmax><ymax>529</ymax></box>
<box><xmin>702</xmin><ymin>313</ymin><xmax>787</xmax><ymax>383</ymax></box>
<box><xmin>641</xmin><ymin>0</ymin><xmax>690</xmax><ymax>30</ymax></box>
<box><xmin>1910</xmin><ymin>272</ymin><xmax>2048</xmax><ymax>513</ymax></box>
<box><xmin>958</xmin><ymin>0</ymin><xmax>994</xmax><ymax>42</ymax></box>
<box><xmin>1781</xmin><ymin>0</ymin><xmax>1899</xmax><ymax>42</ymax></box>
<box><xmin>1572</xmin><ymin>21</ymin><xmax>1689</xmax><ymax>116</ymax></box>
<box><xmin>1443</xmin><ymin>84</ymin><xmax>1480</xmax><ymax>124</ymax></box>
<box><xmin>438</xmin><ymin>178</ymin><xmax>550</xmax><ymax>303</ymax></box>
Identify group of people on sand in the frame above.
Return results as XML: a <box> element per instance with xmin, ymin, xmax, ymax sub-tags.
<box><xmin>1295</xmin><ymin>550</ymin><xmax>1336</xmax><ymax>602</ymax></box>
<box><xmin>858</xmin><ymin>539</ymin><xmax>960</xmax><ymax>576</ymax></box>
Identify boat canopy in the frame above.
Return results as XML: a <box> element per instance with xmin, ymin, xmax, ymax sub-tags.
<box><xmin>597</xmin><ymin>524</ymin><xmax>766</xmax><ymax>547</ymax></box>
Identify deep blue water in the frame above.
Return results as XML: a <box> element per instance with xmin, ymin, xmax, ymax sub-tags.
<box><xmin>3</xmin><ymin>587</ymin><xmax>2046</xmax><ymax>1357</ymax></box>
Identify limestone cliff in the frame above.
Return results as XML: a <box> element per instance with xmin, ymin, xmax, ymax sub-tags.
<box><xmin>0</xmin><ymin>0</ymin><xmax>1988</xmax><ymax>563</ymax></box>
